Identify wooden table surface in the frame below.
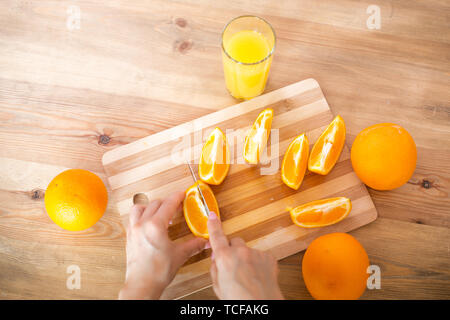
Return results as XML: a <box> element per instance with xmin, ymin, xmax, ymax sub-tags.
<box><xmin>0</xmin><ymin>0</ymin><xmax>449</xmax><ymax>300</ymax></box>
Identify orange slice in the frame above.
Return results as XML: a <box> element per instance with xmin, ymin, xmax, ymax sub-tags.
<box><xmin>199</xmin><ymin>127</ymin><xmax>230</xmax><ymax>185</ymax></box>
<box><xmin>308</xmin><ymin>115</ymin><xmax>346</xmax><ymax>175</ymax></box>
<box><xmin>243</xmin><ymin>108</ymin><xmax>274</xmax><ymax>164</ymax></box>
<box><xmin>290</xmin><ymin>197</ymin><xmax>351</xmax><ymax>228</ymax></box>
<box><xmin>281</xmin><ymin>134</ymin><xmax>309</xmax><ymax>190</ymax></box>
<box><xmin>183</xmin><ymin>181</ymin><xmax>220</xmax><ymax>239</ymax></box>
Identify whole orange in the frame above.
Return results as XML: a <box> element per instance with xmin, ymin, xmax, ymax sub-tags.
<box><xmin>351</xmin><ymin>123</ymin><xmax>416</xmax><ymax>190</ymax></box>
<box><xmin>44</xmin><ymin>169</ymin><xmax>108</xmax><ymax>231</ymax></box>
<box><xmin>302</xmin><ymin>233</ymin><xmax>369</xmax><ymax>300</ymax></box>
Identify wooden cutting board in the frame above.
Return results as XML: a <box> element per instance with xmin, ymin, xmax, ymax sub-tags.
<box><xmin>102</xmin><ymin>78</ymin><xmax>378</xmax><ymax>299</ymax></box>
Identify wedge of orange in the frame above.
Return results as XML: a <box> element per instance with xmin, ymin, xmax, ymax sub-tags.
<box><xmin>243</xmin><ymin>108</ymin><xmax>274</xmax><ymax>164</ymax></box>
<box><xmin>281</xmin><ymin>134</ymin><xmax>309</xmax><ymax>190</ymax></box>
<box><xmin>290</xmin><ymin>197</ymin><xmax>351</xmax><ymax>228</ymax></box>
<box><xmin>199</xmin><ymin>127</ymin><xmax>230</xmax><ymax>185</ymax></box>
<box><xmin>308</xmin><ymin>115</ymin><xmax>346</xmax><ymax>175</ymax></box>
<box><xmin>183</xmin><ymin>181</ymin><xmax>220</xmax><ymax>239</ymax></box>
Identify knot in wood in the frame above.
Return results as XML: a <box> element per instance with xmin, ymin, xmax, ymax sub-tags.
<box><xmin>422</xmin><ymin>179</ymin><xmax>431</xmax><ymax>189</ymax></box>
<box><xmin>98</xmin><ymin>134</ymin><xmax>111</xmax><ymax>145</ymax></box>
<box><xmin>175</xmin><ymin>18</ymin><xmax>187</xmax><ymax>28</ymax></box>
<box><xmin>175</xmin><ymin>40</ymin><xmax>192</xmax><ymax>54</ymax></box>
<box><xmin>31</xmin><ymin>189</ymin><xmax>45</xmax><ymax>200</ymax></box>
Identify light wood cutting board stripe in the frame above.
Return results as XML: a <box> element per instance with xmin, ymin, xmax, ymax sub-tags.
<box><xmin>104</xmin><ymin>93</ymin><xmax>327</xmax><ymax>178</ymax></box>
<box><xmin>105</xmin><ymin>99</ymin><xmax>329</xmax><ymax>190</ymax></box>
<box><xmin>102</xmin><ymin>79</ymin><xmax>378</xmax><ymax>299</ymax></box>
<box><xmin>109</xmin><ymin>117</ymin><xmax>337</xmax><ymax>205</ymax></box>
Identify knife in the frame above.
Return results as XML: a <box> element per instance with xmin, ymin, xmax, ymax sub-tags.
<box><xmin>186</xmin><ymin>161</ymin><xmax>210</xmax><ymax>217</ymax></box>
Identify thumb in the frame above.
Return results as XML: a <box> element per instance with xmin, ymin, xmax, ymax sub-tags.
<box><xmin>176</xmin><ymin>237</ymin><xmax>207</xmax><ymax>261</ymax></box>
<box><xmin>207</xmin><ymin>212</ymin><xmax>229</xmax><ymax>253</ymax></box>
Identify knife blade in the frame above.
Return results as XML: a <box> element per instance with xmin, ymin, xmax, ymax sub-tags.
<box><xmin>186</xmin><ymin>161</ymin><xmax>210</xmax><ymax>217</ymax></box>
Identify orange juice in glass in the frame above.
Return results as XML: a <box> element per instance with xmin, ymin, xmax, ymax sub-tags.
<box><xmin>222</xmin><ymin>16</ymin><xmax>276</xmax><ymax>100</ymax></box>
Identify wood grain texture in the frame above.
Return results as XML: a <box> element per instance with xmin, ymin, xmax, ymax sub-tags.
<box><xmin>0</xmin><ymin>0</ymin><xmax>449</xmax><ymax>299</ymax></box>
<box><xmin>102</xmin><ymin>79</ymin><xmax>378</xmax><ymax>298</ymax></box>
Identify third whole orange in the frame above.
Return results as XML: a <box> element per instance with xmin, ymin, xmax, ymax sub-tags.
<box><xmin>302</xmin><ymin>232</ymin><xmax>369</xmax><ymax>300</ymax></box>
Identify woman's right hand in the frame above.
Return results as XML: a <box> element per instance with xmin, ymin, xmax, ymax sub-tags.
<box><xmin>207</xmin><ymin>212</ymin><xmax>284</xmax><ymax>300</ymax></box>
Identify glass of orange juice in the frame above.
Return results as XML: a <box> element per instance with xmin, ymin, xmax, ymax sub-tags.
<box><xmin>221</xmin><ymin>15</ymin><xmax>276</xmax><ymax>100</ymax></box>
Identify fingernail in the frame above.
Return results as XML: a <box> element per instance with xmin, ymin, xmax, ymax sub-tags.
<box><xmin>209</xmin><ymin>212</ymin><xmax>217</xmax><ymax>220</ymax></box>
<box><xmin>204</xmin><ymin>241</ymin><xmax>211</xmax><ymax>249</ymax></box>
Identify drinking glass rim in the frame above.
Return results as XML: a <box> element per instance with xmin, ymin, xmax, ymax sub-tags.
<box><xmin>221</xmin><ymin>15</ymin><xmax>276</xmax><ymax>66</ymax></box>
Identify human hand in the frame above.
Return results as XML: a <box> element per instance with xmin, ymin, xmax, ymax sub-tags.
<box><xmin>207</xmin><ymin>212</ymin><xmax>284</xmax><ymax>300</ymax></box>
<box><xmin>119</xmin><ymin>191</ymin><xmax>207</xmax><ymax>300</ymax></box>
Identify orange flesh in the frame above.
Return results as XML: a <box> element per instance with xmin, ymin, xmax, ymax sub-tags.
<box><xmin>309</xmin><ymin>115</ymin><xmax>346</xmax><ymax>175</ymax></box>
<box><xmin>243</xmin><ymin>108</ymin><xmax>273</xmax><ymax>164</ymax></box>
<box><xmin>290</xmin><ymin>197</ymin><xmax>351</xmax><ymax>228</ymax></box>
<box><xmin>199</xmin><ymin>128</ymin><xmax>230</xmax><ymax>185</ymax></box>
<box><xmin>183</xmin><ymin>181</ymin><xmax>220</xmax><ymax>238</ymax></box>
<box><xmin>281</xmin><ymin>134</ymin><xmax>309</xmax><ymax>190</ymax></box>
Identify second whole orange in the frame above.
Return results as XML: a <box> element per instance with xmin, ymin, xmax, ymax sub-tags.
<box><xmin>351</xmin><ymin>123</ymin><xmax>417</xmax><ymax>190</ymax></box>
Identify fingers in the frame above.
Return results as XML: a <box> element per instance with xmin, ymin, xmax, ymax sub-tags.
<box><xmin>129</xmin><ymin>205</ymin><xmax>146</xmax><ymax>226</ymax></box>
<box><xmin>207</xmin><ymin>212</ymin><xmax>229</xmax><ymax>253</ymax></box>
<box><xmin>230</xmin><ymin>237</ymin><xmax>246</xmax><ymax>247</ymax></box>
<box><xmin>141</xmin><ymin>199</ymin><xmax>162</xmax><ymax>221</ymax></box>
<box><xmin>177</xmin><ymin>237</ymin><xmax>207</xmax><ymax>261</ymax></box>
<box><xmin>154</xmin><ymin>191</ymin><xmax>185</xmax><ymax>228</ymax></box>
